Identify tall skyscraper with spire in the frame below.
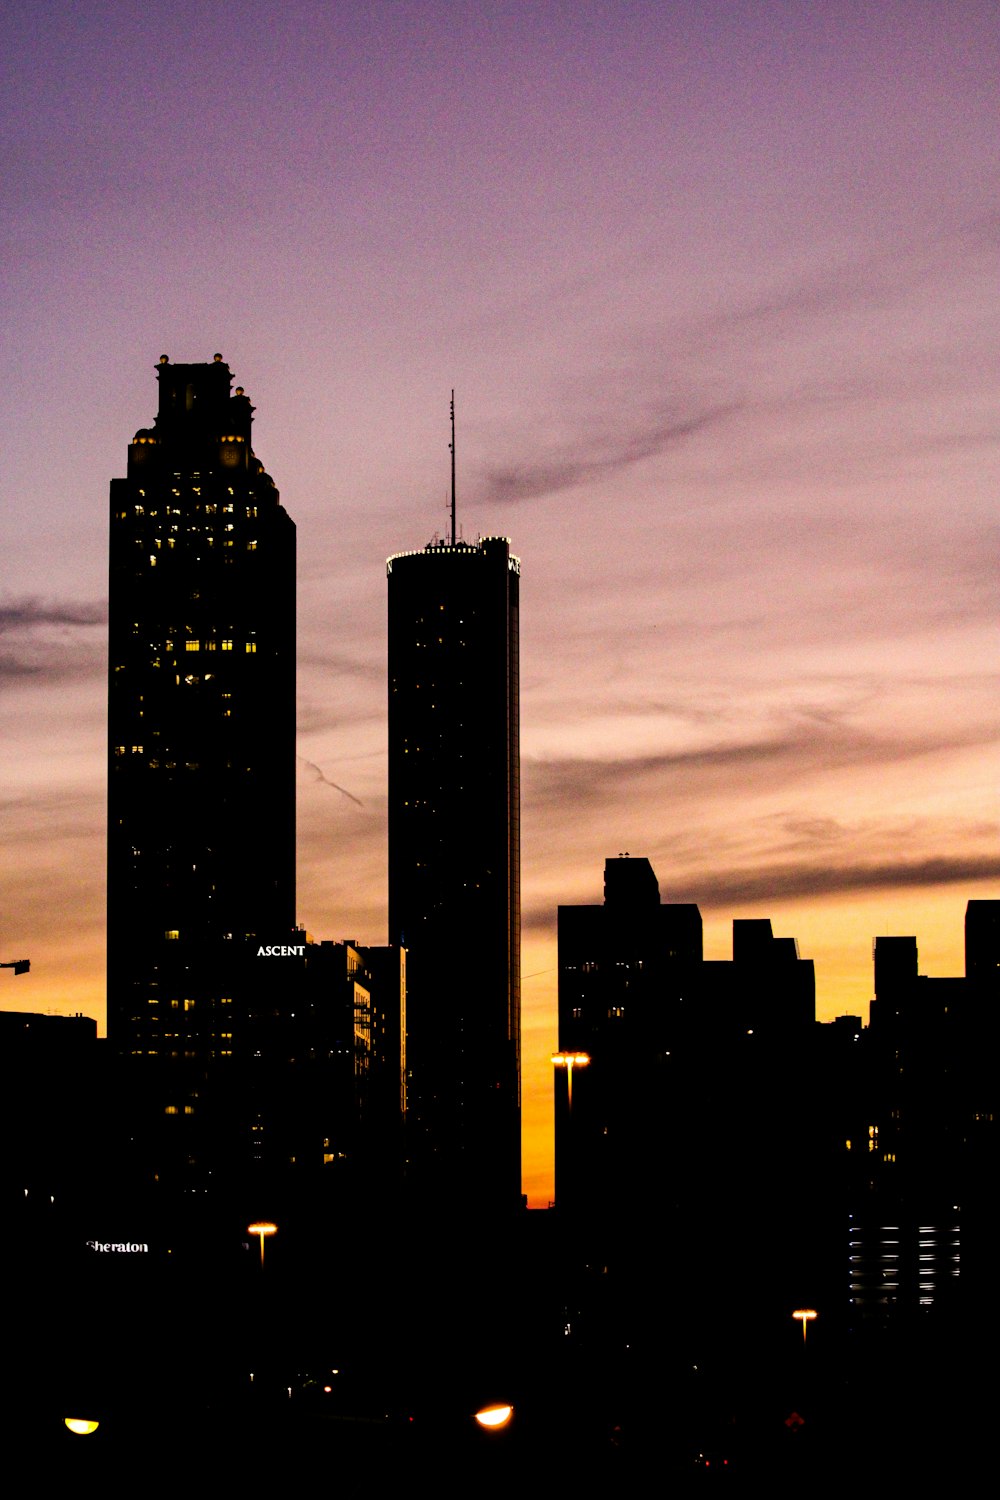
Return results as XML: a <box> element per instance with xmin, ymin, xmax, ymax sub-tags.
<box><xmin>387</xmin><ymin>396</ymin><xmax>521</xmax><ymax>1209</ymax></box>
<box><xmin>107</xmin><ymin>355</ymin><xmax>296</xmax><ymax>1059</ymax></box>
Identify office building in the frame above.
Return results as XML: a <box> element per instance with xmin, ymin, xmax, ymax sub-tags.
<box><xmin>107</xmin><ymin>354</ymin><xmax>295</xmax><ymax>1060</ymax></box>
<box><xmin>555</xmin><ymin>855</ymin><xmax>702</xmax><ymax>1209</ymax></box>
<box><xmin>387</xmin><ymin>525</ymin><xmax>520</xmax><ymax>1209</ymax></box>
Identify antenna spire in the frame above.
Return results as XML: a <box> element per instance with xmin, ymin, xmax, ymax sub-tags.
<box><xmin>449</xmin><ymin>389</ymin><xmax>456</xmax><ymax>546</ymax></box>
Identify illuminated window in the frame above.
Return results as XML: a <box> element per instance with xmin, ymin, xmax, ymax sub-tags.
<box><xmin>245</xmin><ymin>642</ymin><xmax>256</xmax><ymax>653</ymax></box>
<box><xmin>165</xmin><ymin>929</ymin><xmax>179</xmax><ymax>940</ymax></box>
<box><xmin>221</xmin><ymin>639</ymin><xmax>233</xmax><ymax>651</ymax></box>
<box><xmin>185</xmin><ymin>641</ymin><xmax>199</xmax><ymax>652</ymax></box>
<box><xmin>247</xmin><ymin>540</ymin><xmax>257</xmax><ymax>550</ymax></box>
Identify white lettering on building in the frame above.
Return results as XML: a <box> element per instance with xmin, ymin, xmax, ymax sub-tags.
<box><xmin>86</xmin><ymin>1241</ymin><xmax>149</xmax><ymax>1254</ymax></box>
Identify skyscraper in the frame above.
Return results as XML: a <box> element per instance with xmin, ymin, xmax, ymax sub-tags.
<box><xmin>387</xmin><ymin>420</ymin><xmax>520</xmax><ymax>1208</ymax></box>
<box><xmin>107</xmin><ymin>355</ymin><xmax>296</xmax><ymax>1060</ymax></box>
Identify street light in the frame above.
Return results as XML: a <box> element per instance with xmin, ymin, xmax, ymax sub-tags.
<box><xmin>474</xmin><ymin>1403</ymin><xmax>513</xmax><ymax>1430</ymax></box>
<box><xmin>792</xmin><ymin>1308</ymin><xmax>817</xmax><ymax>1344</ymax></box>
<box><xmin>0</xmin><ymin>959</ymin><xmax>30</xmax><ymax>976</ymax></box>
<box><xmin>248</xmin><ymin>1220</ymin><xmax>277</xmax><ymax>1269</ymax></box>
<box><xmin>551</xmin><ymin>1051</ymin><xmax>590</xmax><ymax>1112</ymax></box>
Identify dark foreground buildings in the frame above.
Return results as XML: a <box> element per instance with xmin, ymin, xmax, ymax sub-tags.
<box><xmin>387</xmin><ymin>533</ymin><xmax>521</xmax><ymax>1209</ymax></box>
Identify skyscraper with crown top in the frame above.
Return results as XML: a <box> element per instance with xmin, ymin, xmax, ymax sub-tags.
<box><xmin>107</xmin><ymin>355</ymin><xmax>295</xmax><ymax>1061</ymax></box>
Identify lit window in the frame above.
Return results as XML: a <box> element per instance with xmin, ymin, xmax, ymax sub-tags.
<box><xmin>245</xmin><ymin>642</ymin><xmax>256</xmax><ymax>653</ymax></box>
<box><xmin>185</xmin><ymin>641</ymin><xmax>199</xmax><ymax>652</ymax></box>
<box><xmin>165</xmin><ymin>929</ymin><xmax>179</xmax><ymax>940</ymax></box>
<box><xmin>221</xmin><ymin>639</ymin><xmax>233</xmax><ymax>651</ymax></box>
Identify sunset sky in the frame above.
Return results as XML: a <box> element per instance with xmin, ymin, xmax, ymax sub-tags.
<box><xmin>3</xmin><ymin>1</ymin><xmax>997</xmax><ymax>1203</ymax></box>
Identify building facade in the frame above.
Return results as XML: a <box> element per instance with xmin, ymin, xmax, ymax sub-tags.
<box><xmin>107</xmin><ymin>354</ymin><xmax>296</xmax><ymax>1060</ymax></box>
<box><xmin>387</xmin><ymin>535</ymin><xmax>521</xmax><ymax>1208</ymax></box>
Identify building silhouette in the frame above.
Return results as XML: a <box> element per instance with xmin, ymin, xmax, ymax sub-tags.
<box><xmin>387</xmin><ymin>521</ymin><xmax>521</xmax><ymax>1209</ymax></box>
<box><xmin>107</xmin><ymin>355</ymin><xmax>296</xmax><ymax>1061</ymax></box>
<box><xmin>555</xmin><ymin>855</ymin><xmax>701</xmax><ymax>1208</ymax></box>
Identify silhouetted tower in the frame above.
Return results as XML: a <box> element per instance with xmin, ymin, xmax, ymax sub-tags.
<box><xmin>556</xmin><ymin>856</ymin><xmax>702</xmax><ymax>1208</ymax></box>
<box><xmin>107</xmin><ymin>355</ymin><xmax>295</xmax><ymax>1056</ymax></box>
<box><xmin>387</xmin><ymin>399</ymin><xmax>520</xmax><ymax>1209</ymax></box>
<box><xmin>966</xmin><ymin>899</ymin><xmax>1000</xmax><ymax>992</ymax></box>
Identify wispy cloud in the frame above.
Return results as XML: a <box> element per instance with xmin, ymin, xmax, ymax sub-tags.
<box><xmin>665</xmin><ymin>854</ymin><xmax>1000</xmax><ymax>909</ymax></box>
<box><xmin>524</xmin><ymin>717</ymin><xmax>998</xmax><ymax>815</ymax></box>
<box><xmin>0</xmin><ymin>597</ymin><xmax>108</xmax><ymax>632</ymax></box>
<box><xmin>0</xmin><ymin>596</ymin><xmax>107</xmax><ymax>683</ymax></box>
<box><xmin>481</xmin><ymin>401</ymin><xmax>742</xmax><ymax>504</ymax></box>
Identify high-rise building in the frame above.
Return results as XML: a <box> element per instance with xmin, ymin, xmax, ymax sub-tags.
<box><xmin>107</xmin><ymin>355</ymin><xmax>296</xmax><ymax>1060</ymax></box>
<box><xmin>555</xmin><ymin>856</ymin><xmax>702</xmax><ymax>1209</ymax></box>
<box><xmin>387</xmin><ymin>514</ymin><xmax>521</xmax><ymax>1209</ymax></box>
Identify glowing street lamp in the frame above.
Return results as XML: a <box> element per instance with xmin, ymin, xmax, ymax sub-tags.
<box><xmin>551</xmin><ymin>1051</ymin><xmax>590</xmax><ymax>1112</ymax></box>
<box><xmin>792</xmin><ymin>1308</ymin><xmax>817</xmax><ymax>1344</ymax></box>
<box><xmin>474</xmin><ymin>1402</ymin><xmax>513</xmax><ymax>1430</ymax></box>
<box><xmin>64</xmin><ymin>1417</ymin><xmax>99</xmax><ymax>1436</ymax></box>
<box><xmin>248</xmin><ymin>1220</ymin><xmax>277</xmax><ymax>1269</ymax></box>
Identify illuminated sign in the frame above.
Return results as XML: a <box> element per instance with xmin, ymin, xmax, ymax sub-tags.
<box><xmin>256</xmin><ymin>945</ymin><xmax>306</xmax><ymax>957</ymax></box>
<box><xmin>86</xmin><ymin>1240</ymin><xmax>149</xmax><ymax>1253</ymax></box>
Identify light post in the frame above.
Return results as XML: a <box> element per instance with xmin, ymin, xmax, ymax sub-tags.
<box><xmin>248</xmin><ymin>1220</ymin><xmax>277</xmax><ymax>1269</ymax></box>
<box><xmin>551</xmin><ymin>1051</ymin><xmax>590</xmax><ymax>1112</ymax></box>
<box><xmin>792</xmin><ymin>1308</ymin><xmax>817</xmax><ymax>1345</ymax></box>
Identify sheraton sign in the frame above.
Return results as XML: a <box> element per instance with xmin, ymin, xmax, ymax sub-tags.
<box><xmin>87</xmin><ymin>1240</ymin><xmax>149</xmax><ymax>1254</ymax></box>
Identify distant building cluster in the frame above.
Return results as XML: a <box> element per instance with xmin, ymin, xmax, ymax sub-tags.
<box><xmin>554</xmin><ymin>857</ymin><xmax>997</xmax><ymax>1318</ymax></box>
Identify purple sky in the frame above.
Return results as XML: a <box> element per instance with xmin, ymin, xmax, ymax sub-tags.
<box><xmin>3</xmin><ymin>1</ymin><xmax>998</xmax><ymax>1202</ymax></box>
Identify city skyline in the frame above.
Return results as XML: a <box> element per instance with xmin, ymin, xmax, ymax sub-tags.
<box><xmin>3</xmin><ymin>2</ymin><xmax>998</xmax><ymax>1204</ymax></box>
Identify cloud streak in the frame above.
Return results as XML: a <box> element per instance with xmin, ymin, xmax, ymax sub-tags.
<box><xmin>0</xmin><ymin>597</ymin><xmax>108</xmax><ymax>632</ymax></box>
<box><xmin>481</xmin><ymin>401</ymin><xmax>742</xmax><ymax>504</ymax></box>
<box><xmin>666</xmin><ymin>854</ymin><xmax>1000</xmax><ymax>910</ymax></box>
